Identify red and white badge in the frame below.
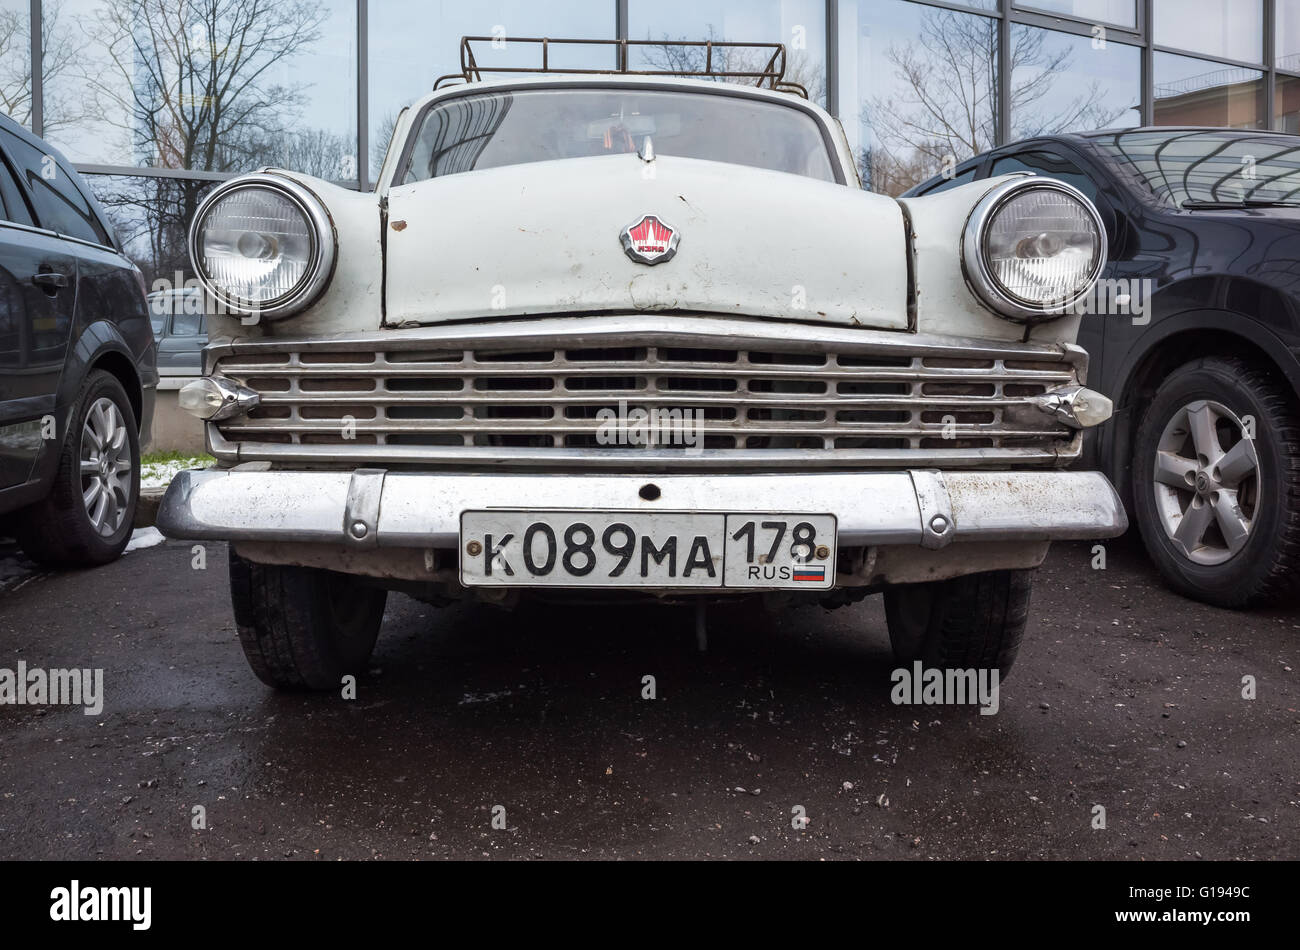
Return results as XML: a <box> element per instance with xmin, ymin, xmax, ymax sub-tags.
<box><xmin>621</xmin><ymin>214</ymin><xmax>680</xmax><ymax>265</ymax></box>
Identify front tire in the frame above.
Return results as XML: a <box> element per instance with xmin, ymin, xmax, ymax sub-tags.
<box><xmin>884</xmin><ymin>569</ymin><xmax>1032</xmax><ymax>678</ymax></box>
<box><xmin>229</xmin><ymin>549</ymin><xmax>387</xmax><ymax>690</ymax></box>
<box><xmin>1132</xmin><ymin>357</ymin><xmax>1300</xmax><ymax>608</ymax></box>
<box><xmin>14</xmin><ymin>370</ymin><xmax>139</xmax><ymax>567</ymax></box>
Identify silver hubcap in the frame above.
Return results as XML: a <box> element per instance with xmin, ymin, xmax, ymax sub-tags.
<box><xmin>1153</xmin><ymin>399</ymin><xmax>1259</xmax><ymax>566</ymax></box>
<box><xmin>80</xmin><ymin>397</ymin><xmax>132</xmax><ymax>537</ymax></box>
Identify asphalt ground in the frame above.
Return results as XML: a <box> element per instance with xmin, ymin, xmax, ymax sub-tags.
<box><xmin>0</xmin><ymin>533</ymin><xmax>1295</xmax><ymax>860</ymax></box>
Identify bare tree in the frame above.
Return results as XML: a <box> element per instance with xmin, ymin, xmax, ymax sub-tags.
<box><xmin>0</xmin><ymin>0</ymin><xmax>87</xmax><ymax>133</ymax></box>
<box><xmin>88</xmin><ymin>175</ymin><xmax>214</xmax><ymax>286</ymax></box>
<box><xmin>371</xmin><ymin>111</ymin><xmax>398</xmax><ymax>179</ymax></box>
<box><xmin>77</xmin><ymin>0</ymin><xmax>339</xmax><ymax>284</ymax></box>
<box><xmin>80</xmin><ymin>0</ymin><xmax>328</xmax><ymax>173</ymax></box>
<box><xmin>637</xmin><ymin>27</ymin><xmax>827</xmax><ymax>106</ymax></box>
<box><xmin>863</xmin><ymin>8</ymin><xmax>1131</xmax><ymax>194</ymax></box>
<box><xmin>274</xmin><ymin>127</ymin><xmax>357</xmax><ymax>182</ymax></box>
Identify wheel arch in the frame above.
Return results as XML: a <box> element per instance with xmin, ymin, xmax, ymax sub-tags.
<box><xmin>1108</xmin><ymin>311</ymin><xmax>1300</xmax><ymax>506</ymax></box>
<box><xmin>65</xmin><ymin>321</ymin><xmax>144</xmax><ymax>428</ymax></box>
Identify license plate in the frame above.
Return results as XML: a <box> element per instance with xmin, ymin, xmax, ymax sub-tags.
<box><xmin>460</xmin><ymin>511</ymin><xmax>837</xmax><ymax>589</ymax></box>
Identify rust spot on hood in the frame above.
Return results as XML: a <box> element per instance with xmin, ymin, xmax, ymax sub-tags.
<box><xmin>391</xmin><ymin>220</ymin><xmax>407</xmax><ymax>231</ymax></box>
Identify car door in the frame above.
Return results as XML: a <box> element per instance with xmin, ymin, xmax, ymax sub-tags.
<box><xmin>157</xmin><ymin>301</ymin><xmax>206</xmax><ymax>377</ymax></box>
<box><xmin>0</xmin><ymin>137</ymin><xmax>77</xmax><ymax>491</ymax></box>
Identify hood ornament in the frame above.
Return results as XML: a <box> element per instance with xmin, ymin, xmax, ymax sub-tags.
<box><xmin>638</xmin><ymin>135</ymin><xmax>655</xmax><ymax>162</ymax></box>
<box><xmin>621</xmin><ymin>214</ymin><xmax>679</xmax><ymax>266</ymax></box>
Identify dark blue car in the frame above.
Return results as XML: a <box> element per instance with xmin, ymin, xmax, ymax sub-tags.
<box><xmin>0</xmin><ymin>112</ymin><xmax>154</xmax><ymax>566</ymax></box>
<box><xmin>907</xmin><ymin>127</ymin><xmax>1300</xmax><ymax>609</ymax></box>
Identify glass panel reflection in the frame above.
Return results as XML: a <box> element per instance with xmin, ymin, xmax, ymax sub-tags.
<box><xmin>1154</xmin><ymin>51</ymin><xmax>1265</xmax><ymax>129</ymax></box>
<box><xmin>838</xmin><ymin>0</ymin><xmax>997</xmax><ymax>195</ymax></box>
<box><xmin>79</xmin><ymin>173</ymin><xmax>218</xmax><ymax>287</ymax></box>
<box><xmin>1153</xmin><ymin>0</ymin><xmax>1263</xmax><ymax>64</ymax></box>
<box><xmin>1279</xmin><ymin>76</ymin><xmax>1300</xmax><ymax>134</ymax></box>
<box><xmin>43</xmin><ymin>0</ymin><xmax>358</xmax><ymax>180</ymax></box>
<box><xmin>628</xmin><ymin>0</ymin><xmax>827</xmax><ymax>106</ymax></box>
<box><xmin>1010</xmin><ymin>25</ymin><xmax>1140</xmax><ymax>139</ymax></box>
<box><xmin>0</xmin><ymin>0</ymin><xmax>32</xmax><ymax>129</ymax></box>
<box><xmin>1016</xmin><ymin>1</ymin><xmax>1136</xmax><ymax>29</ymax></box>
<box><xmin>1279</xmin><ymin>0</ymin><xmax>1300</xmax><ymax>72</ymax></box>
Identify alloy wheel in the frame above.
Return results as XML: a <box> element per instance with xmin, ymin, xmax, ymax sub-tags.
<box><xmin>1152</xmin><ymin>399</ymin><xmax>1259</xmax><ymax>566</ymax></box>
<box><xmin>79</xmin><ymin>397</ymin><xmax>133</xmax><ymax>537</ymax></box>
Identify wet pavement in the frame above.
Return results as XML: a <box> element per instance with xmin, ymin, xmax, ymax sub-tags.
<box><xmin>0</xmin><ymin>534</ymin><xmax>1296</xmax><ymax>860</ymax></box>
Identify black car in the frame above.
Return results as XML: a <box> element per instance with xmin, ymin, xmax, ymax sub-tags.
<box><xmin>0</xmin><ymin>113</ymin><xmax>154</xmax><ymax>565</ymax></box>
<box><xmin>906</xmin><ymin>127</ymin><xmax>1300</xmax><ymax>609</ymax></box>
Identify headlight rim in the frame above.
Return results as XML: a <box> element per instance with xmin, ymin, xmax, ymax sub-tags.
<box><xmin>961</xmin><ymin>176</ymin><xmax>1108</xmax><ymax>324</ymax></box>
<box><xmin>188</xmin><ymin>173</ymin><xmax>337</xmax><ymax>321</ymax></box>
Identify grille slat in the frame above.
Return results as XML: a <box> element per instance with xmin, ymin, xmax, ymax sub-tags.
<box><xmin>213</xmin><ymin>332</ymin><xmax>1080</xmax><ymax>465</ymax></box>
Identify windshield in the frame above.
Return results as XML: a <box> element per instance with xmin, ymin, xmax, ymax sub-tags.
<box><xmin>400</xmin><ymin>87</ymin><xmax>837</xmax><ymax>184</ymax></box>
<box><xmin>1091</xmin><ymin>130</ymin><xmax>1300</xmax><ymax>208</ymax></box>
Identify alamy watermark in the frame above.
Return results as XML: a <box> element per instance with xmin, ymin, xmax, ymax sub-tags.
<box><xmin>0</xmin><ymin>662</ymin><xmax>104</xmax><ymax>715</ymax></box>
<box><xmin>890</xmin><ymin>661</ymin><xmax>1000</xmax><ymax>716</ymax></box>
<box><xmin>595</xmin><ymin>399</ymin><xmax>706</xmax><ymax>453</ymax></box>
<box><xmin>1043</xmin><ymin>277</ymin><xmax>1153</xmax><ymax>325</ymax></box>
<box><xmin>50</xmin><ymin>881</ymin><xmax>150</xmax><ymax>930</ymax></box>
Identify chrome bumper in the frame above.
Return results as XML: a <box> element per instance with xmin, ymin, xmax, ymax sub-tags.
<box><xmin>157</xmin><ymin>468</ymin><xmax>1127</xmax><ymax>550</ymax></box>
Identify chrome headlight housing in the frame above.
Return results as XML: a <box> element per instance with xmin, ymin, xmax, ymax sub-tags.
<box><xmin>189</xmin><ymin>175</ymin><xmax>336</xmax><ymax>321</ymax></box>
<box><xmin>962</xmin><ymin>178</ymin><xmax>1107</xmax><ymax>323</ymax></box>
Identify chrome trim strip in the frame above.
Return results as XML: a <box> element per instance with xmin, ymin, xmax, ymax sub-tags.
<box><xmin>158</xmin><ymin>468</ymin><xmax>1128</xmax><ymax>549</ymax></box>
<box><xmin>342</xmin><ymin>468</ymin><xmax>385</xmax><ymax>549</ymax></box>
<box><xmin>204</xmin><ymin>315</ymin><xmax>1086</xmax><ymax>372</ymax></box>
<box><xmin>910</xmin><ymin>470</ymin><xmax>955</xmax><ymax>549</ymax></box>
<box><xmin>205</xmin><ymin>430</ymin><xmax>1080</xmax><ymax>469</ymax></box>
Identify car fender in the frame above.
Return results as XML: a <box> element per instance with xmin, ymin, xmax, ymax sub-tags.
<box><xmin>29</xmin><ymin>322</ymin><xmax>148</xmax><ymax>487</ymax></box>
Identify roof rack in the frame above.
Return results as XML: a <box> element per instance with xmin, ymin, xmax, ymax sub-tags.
<box><xmin>433</xmin><ymin>37</ymin><xmax>809</xmax><ymax>99</ymax></box>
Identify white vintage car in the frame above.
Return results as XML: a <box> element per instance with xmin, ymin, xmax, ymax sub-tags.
<box><xmin>158</xmin><ymin>38</ymin><xmax>1126</xmax><ymax>690</ymax></box>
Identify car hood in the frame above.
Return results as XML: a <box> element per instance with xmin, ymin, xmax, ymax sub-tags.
<box><xmin>382</xmin><ymin>154</ymin><xmax>909</xmax><ymax>330</ymax></box>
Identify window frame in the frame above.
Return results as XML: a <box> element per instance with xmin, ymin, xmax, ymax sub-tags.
<box><xmin>0</xmin><ymin>125</ymin><xmax>118</xmax><ymax>250</ymax></box>
<box><xmin>0</xmin><ymin>141</ymin><xmax>37</xmax><ymax>229</ymax></box>
<box><xmin>392</xmin><ymin>79</ymin><xmax>850</xmax><ymax>188</ymax></box>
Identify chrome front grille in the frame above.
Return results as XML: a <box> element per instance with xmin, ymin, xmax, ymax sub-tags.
<box><xmin>207</xmin><ymin>318</ymin><xmax>1083</xmax><ymax>469</ymax></box>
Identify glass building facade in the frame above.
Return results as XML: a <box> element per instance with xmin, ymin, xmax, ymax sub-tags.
<box><xmin>2</xmin><ymin>0</ymin><xmax>1297</xmax><ymax>280</ymax></box>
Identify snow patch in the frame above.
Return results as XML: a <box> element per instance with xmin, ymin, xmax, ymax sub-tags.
<box><xmin>125</xmin><ymin>527</ymin><xmax>166</xmax><ymax>552</ymax></box>
<box><xmin>141</xmin><ymin>457</ymin><xmax>212</xmax><ymax>491</ymax></box>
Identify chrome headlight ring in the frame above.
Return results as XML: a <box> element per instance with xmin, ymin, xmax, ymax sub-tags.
<box><xmin>961</xmin><ymin>177</ymin><xmax>1108</xmax><ymax>324</ymax></box>
<box><xmin>188</xmin><ymin>174</ymin><xmax>337</xmax><ymax>322</ymax></box>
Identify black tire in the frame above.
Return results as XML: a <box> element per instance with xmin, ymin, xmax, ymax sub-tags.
<box><xmin>1132</xmin><ymin>357</ymin><xmax>1300</xmax><ymax>608</ymax></box>
<box><xmin>883</xmin><ymin>569</ymin><xmax>1032</xmax><ymax>678</ymax></box>
<box><xmin>228</xmin><ymin>548</ymin><xmax>387</xmax><ymax>691</ymax></box>
<box><xmin>14</xmin><ymin>370</ymin><xmax>139</xmax><ymax>567</ymax></box>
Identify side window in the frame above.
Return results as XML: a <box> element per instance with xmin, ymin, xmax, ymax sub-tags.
<box><xmin>989</xmin><ymin>150</ymin><xmax>1101</xmax><ymax>206</ymax></box>
<box><xmin>0</xmin><ymin>130</ymin><xmax>111</xmax><ymax>245</ymax></box>
<box><xmin>169</xmin><ymin>311</ymin><xmax>204</xmax><ymax>336</ymax></box>
<box><xmin>0</xmin><ymin>150</ymin><xmax>34</xmax><ymax>227</ymax></box>
<box><xmin>917</xmin><ymin>166</ymin><xmax>978</xmax><ymax>195</ymax></box>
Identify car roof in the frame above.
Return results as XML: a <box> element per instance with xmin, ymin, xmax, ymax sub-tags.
<box><xmin>0</xmin><ymin>110</ymin><xmax>81</xmax><ymax>169</ymax></box>
<box><xmin>0</xmin><ymin>110</ymin><xmax>51</xmax><ymax>151</ymax></box>
<box><xmin>406</xmin><ymin>73</ymin><xmax>832</xmax><ymax>118</ymax></box>
<box><xmin>0</xmin><ymin>110</ymin><xmax>124</xmax><ymax>252</ymax></box>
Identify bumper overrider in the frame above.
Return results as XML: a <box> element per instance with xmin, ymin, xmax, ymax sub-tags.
<box><xmin>157</xmin><ymin>467</ymin><xmax>1127</xmax><ymax>589</ymax></box>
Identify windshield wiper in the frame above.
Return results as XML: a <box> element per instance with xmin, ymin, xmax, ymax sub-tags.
<box><xmin>1181</xmin><ymin>198</ymin><xmax>1300</xmax><ymax>209</ymax></box>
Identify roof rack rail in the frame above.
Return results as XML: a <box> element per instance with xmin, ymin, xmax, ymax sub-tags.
<box><xmin>433</xmin><ymin>36</ymin><xmax>809</xmax><ymax>99</ymax></box>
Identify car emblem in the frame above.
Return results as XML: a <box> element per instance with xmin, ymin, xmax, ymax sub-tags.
<box><xmin>621</xmin><ymin>214</ymin><xmax>680</xmax><ymax>266</ymax></box>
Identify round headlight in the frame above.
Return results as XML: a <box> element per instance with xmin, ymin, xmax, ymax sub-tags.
<box><xmin>962</xmin><ymin>178</ymin><xmax>1106</xmax><ymax>322</ymax></box>
<box><xmin>189</xmin><ymin>176</ymin><xmax>335</xmax><ymax>320</ymax></box>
